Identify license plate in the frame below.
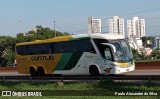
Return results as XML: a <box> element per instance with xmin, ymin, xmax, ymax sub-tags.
<box><xmin>126</xmin><ymin>69</ymin><xmax>130</xmax><ymax>72</ymax></box>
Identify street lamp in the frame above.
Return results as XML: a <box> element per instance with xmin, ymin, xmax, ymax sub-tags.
<box><xmin>54</xmin><ymin>20</ymin><xmax>56</xmax><ymax>37</ymax></box>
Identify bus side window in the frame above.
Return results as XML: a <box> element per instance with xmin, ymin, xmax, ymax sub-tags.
<box><xmin>30</xmin><ymin>44</ymin><xmax>42</xmax><ymax>55</ymax></box>
<box><xmin>23</xmin><ymin>45</ymin><xmax>31</xmax><ymax>55</ymax></box>
<box><xmin>51</xmin><ymin>43</ymin><xmax>55</xmax><ymax>53</ymax></box>
<box><xmin>80</xmin><ymin>39</ymin><xmax>96</xmax><ymax>53</ymax></box>
<box><xmin>68</xmin><ymin>41</ymin><xmax>80</xmax><ymax>53</ymax></box>
<box><xmin>60</xmin><ymin>42</ymin><xmax>68</xmax><ymax>53</ymax></box>
<box><xmin>87</xmin><ymin>40</ymin><xmax>96</xmax><ymax>53</ymax></box>
<box><xmin>104</xmin><ymin>47</ymin><xmax>112</xmax><ymax>60</ymax></box>
<box><xmin>16</xmin><ymin>46</ymin><xmax>23</xmax><ymax>55</ymax></box>
<box><xmin>42</xmin><ymin>44</ymin><xmax>50</xmax><ymax>54</ymax></box>
<box><xmin>73</xmin><ymin>41</ymin><xmax>80</xmax><ymax>52</ymax></box>
<box><xmin>67</xmin><ymin>41</ymin><xmax>72</xmax><ymax>52</ymax></box>
<box><xmin>54</xmin><ymin>43</ymin><xmax>61</xmax><ymax>53</ymax></box>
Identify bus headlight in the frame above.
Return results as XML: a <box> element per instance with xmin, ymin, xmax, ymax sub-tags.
<box><xmin>104</xmin><ymin>68</ymin><xmax>112</xmax><ymax>74</ymax></box>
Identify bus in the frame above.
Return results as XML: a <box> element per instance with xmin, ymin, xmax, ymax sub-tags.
<box><xmin>16</xmin><ymin>33</ymin><xmax>135</xmax><ymax>76</ymax></box>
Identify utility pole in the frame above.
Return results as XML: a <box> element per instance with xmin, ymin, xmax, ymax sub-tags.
<box><xmin>54</xmin><ymin>20</ymin><xmax>56</xmax><ymax>37</ymax></box>
<box><xmin>88</xmin><ymin>16</ymin><xmax>92</xmax><ymax>34</ymax></box>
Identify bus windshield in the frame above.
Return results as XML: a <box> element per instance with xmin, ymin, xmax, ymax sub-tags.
<box><xmin>109</xmin><ymin>40</ymin><xmax>133</xmax><ymax>62</ymax></box>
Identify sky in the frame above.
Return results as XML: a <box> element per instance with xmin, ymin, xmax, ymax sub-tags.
<box><xmin>0</xmin><ymin>0</ymin><xmax>160</xmax><ymax>36</ymax></box>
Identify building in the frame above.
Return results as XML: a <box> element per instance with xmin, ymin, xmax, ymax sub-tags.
<box><xmin>127</xmin><ymin>17</ymin><xmax>145</xmax><ymax>39</ymax></box>
<box><xmin>155</xmin><ymin>36</ymin><xmax>160</xmax><ymax>49</ymax></box>
<box><xmin>108</xmin><ymin>16</ymin><xmax>125</xmax><ymax>36</ymax></box>
<box><xmin>129</xmin><ymin>37</ymin><xmax>143</xmax><ymax>49</ymax></box>
<box><xmin>135</xmin><ymin>38</ymin><xmax>143</xmax><ymax>47</ymax></box>
<box><xmin>88</xmin><ymin>16</ymin><xmax>92</xmax><ymax>33</ymax></box>
<box><xmin>88</xmin><ymin>16</ymin><xmax>102</xmax><ymax>33</ymax></box>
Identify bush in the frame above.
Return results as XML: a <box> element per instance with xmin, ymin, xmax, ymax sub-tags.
<box><xmin>5</xmin><ymin>49</ymin><xmax>15</xmax><ymax>66</ymax></box>
<box><xmin>131</xmin><ymin>49</ymin><xmax>142</xmax><ymax>61</ymax></box>
<box><xmin>152</xmin><ymin>49</ymin><xmax>160</xmax><ymax>59</ymax></box>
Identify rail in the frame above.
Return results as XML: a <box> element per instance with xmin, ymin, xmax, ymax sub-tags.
<box><xmin>0</xmin><ymin>75</ymin><xmax>160</xmax><ymax>86</ymax></box>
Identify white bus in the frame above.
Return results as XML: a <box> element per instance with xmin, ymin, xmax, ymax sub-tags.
<box><xmin>16</xmin><ymin>33</ymin><xmax>135</xmax><ymax>76</ymax></box>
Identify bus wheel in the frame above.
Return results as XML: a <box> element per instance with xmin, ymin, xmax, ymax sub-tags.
<box><xmin>37</xmin><ymin>67</ymin><xmax>45</xmax><ymax>77</ymax></box>
<box><xmin>89</xmin><ymin>66</ymin><xmax>100</xmax><ymax>76</ymax></box>
<box><xmin>30</xmin><ymin>67</ymin><xmax>37</xmax><ymax>77</ymax></box>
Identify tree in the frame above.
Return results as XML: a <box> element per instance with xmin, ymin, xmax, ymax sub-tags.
<box><xmin>0</xmin><ymin>49</ymin><xmax>7</xmax><ymax>67</ymax></box>
<box><xmin>141</xmin><ymin>36</ymin><xmax>155</xmax><ymax>47</ymax></box>
<box><xmin>141</xmin><ymin>36</ymin><xmax>148</xmax><ymax>47</ymax></box>
<box><xmin>131</xmin><ymin>48</ymin><xmax>141</xmax><ymax>61</ymax></box>
<box><xmin>152</xmin><ymin>49</ymin><xmax>160</xmax><ymax>59</ymax></box>
<box><xmin>0</xmin><ymin>36</ymin><xmax>16</xmax><ymax>66</ymax></box>
<box><xmin>0</xmin><ymin>25</ymin><xmax>71</xmax><ymax>66</ymax></box>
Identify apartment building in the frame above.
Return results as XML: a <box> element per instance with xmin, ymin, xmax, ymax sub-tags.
<box><xmin>127</xmin><ymin>17</ymin><xmax>145</xmax><ymax>39</ymax></box>
<box><xmin>108</xmin><ymin>16</ymin><xmax>125</xmax><ymax>36</ymax></box>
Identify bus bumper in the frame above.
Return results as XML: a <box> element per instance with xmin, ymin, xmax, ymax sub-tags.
<box><xmin>113</xmin><ymin>65</ymin><xmax>135</xmax><ymax>74</ymax></box>
<box><xmin>104</xmin><ymin>65</ymin><xmax>135</xmax><ymax>74</ymax></box>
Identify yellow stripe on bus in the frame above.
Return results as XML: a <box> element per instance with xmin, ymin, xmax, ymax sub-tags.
<box><xmin>17</xmin><ymin>54</ymin><xmax>63</xmax><ymax>74</ymax></box>
<box><xmin>16</xmin><ymin>35</ymin><xmax>73</xmax><ymax>46</ymax></box>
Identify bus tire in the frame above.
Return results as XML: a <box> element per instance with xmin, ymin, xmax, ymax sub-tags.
<box><xmin>30</xmin><ymin>67</ymin><xmax>37</xmax><ymax>77</ymax></box>
<box><xmin>89</xmin><ymin>65</ymin><xmax>100</xmax><ymax>76</ymax></box>
<box><xmin>37</xmin><ymin>67</ymin><xmax>45</xmax><ymax>77</ymax></box>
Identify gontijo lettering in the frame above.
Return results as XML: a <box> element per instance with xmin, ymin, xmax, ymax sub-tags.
<box><xmin>31</xmin><ymin>55</ymin><xmax>54</xmax><ymax>61</ymax></box>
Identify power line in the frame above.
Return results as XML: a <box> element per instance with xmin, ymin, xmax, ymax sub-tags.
<box><xmin>69</xmin><ymin>7</ymin><xmax>160</xmax><ymax>33</ymax></box>
<box><xmin>54</xmin><ymin>22</ymin><xmax>86</xmax><ymax>34</ymax></box>
<box><xmin>55</xmin><ymin>25</ymin><xmax>66</xmax><ymax>33</ymax></box>
<box><xmin>146</xmin><ymin>25</ymin><xmax>160</xmax><ymax>29</ymax></box>
<box><xmin>36</xmin><ymin>15</ymin><xmax>160</xmax><ymax>35</ymax></box>
<box><xmin>146</xmin><ymin>16</ymin><xmax>160</xmax><ymax>21</ymax></box>
<box><xmin>122</xmin><ymin>7</ymin><xmax>160</xmax><ymax>17</ymax></box>
<box><xmin>62</xmin><ymin>7</ymin><xmax>160</xmax><ymax>33</ymax></box>
<box><xmin>59</xmin><ymin>22</ymin><xmax>86</xmax><ymax>28</ymax></box>
<box><xmin>102</xmin><ymin>7</ymin><xmax>160</xmax><ymax>21</ymax></box>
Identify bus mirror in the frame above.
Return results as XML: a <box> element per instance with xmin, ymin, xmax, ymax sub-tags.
<box><xmin>101</xmin><ymin>43</ymin><xmax>116</xmax><ymax>53</ymax></box>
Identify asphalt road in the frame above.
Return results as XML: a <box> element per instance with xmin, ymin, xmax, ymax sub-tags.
<box><xmin>0</xmin><ymin>70</ymin><xmax>160</xmax><ymax>76</ymax></box>
<box><xmin>124</xmin><ymin>70</ymin><xmax>160</xmax><ymax>75</ymax></box>
<box><xmin>0</xmin><ymin>72</ymin><xmax>28</xmax><ymax>76</ymax></box>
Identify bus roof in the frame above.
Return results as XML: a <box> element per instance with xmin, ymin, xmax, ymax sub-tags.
<box><xmin>16</xmin><ymin>33</ymin><xmax>125</xmax><ymax>46</ymax></box>
<box><xmin>75</xmin><ymin>33</ymin><xmax>125</xmax><ymax>39</ymax></box>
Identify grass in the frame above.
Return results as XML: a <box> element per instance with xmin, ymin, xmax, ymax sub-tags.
<box><xmin>0</xmin><ymin>80</ymin><xmax>159</xmax><ymax>91</ymax></box>
<box><xmin>0</xmin><ymin>81</ymin><xmax>160</xmax><ymax>99</ymax></box>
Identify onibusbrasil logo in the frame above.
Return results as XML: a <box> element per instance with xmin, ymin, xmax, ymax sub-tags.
<box><xmin>2</xmin><ymin>91</ymin><xmax>42</xmax><ymax>96</ymax></box>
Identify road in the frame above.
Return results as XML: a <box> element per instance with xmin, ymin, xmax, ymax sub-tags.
<box><xmin>0</xmin><ymin>72</ymin><xmax>28</xmax><ymax>76</ymax></box>
<box><xmin>0</xmin><ymin>70</ymin><xmax>160</xmax><ymax>76</ymax></box>
<box><xmin>123</xmin><ymin>70</ymin><xmax>160</xmax><ymax>75</ymax></box>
